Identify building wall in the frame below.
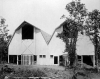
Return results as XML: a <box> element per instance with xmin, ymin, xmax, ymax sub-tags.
<box><xmin>48</xmin><ymin>26</ymin><xmax>66</xmax><ymax>65</ymax></box>
<box><xmin>76</xmin><ymin>32</ymin><xmax>94</xmax><ymax>55</ymax></box>
<box><xmin>9</xmin><ymin>27</ymin><xmax>50</xmax><ymax>65</ymax></box>
<box><xmin>9</xmin><ymin>24</ymin><xmax>95</xmax><ymax>66</ymax></box>
<box><xmin>35</xmin><ymin>28</ymin><xmax>49</xmax><ymax>65</ymax></box>
<box><xmin>20</xmin><ymin>27</ymin><xmax>35</xmax><ymax>55</ymax></box>
<box><xmin>9</xmin><ymin>29</ymin><xmax>22</xmax><ymax>55</ymax></box>
<box><xmin>9</xmin><ymin>28</ymin><xmax>36</xmax><ymax>55</ymax></box>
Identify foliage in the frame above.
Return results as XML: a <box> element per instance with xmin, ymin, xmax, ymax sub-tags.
<box><xmin>1</xmin><ymin>65</ymin><xmax>15</xmax><ymax>73</ymax></box>
<box><xmin>0</xmin><ymin>17</ymin><xmax>9</xmax><ymax>63</ymax></box>
<box><xmin>86</xmin><ymin>9</ymin><xmax>100</xmax><ymax>70</ymax></box>
<box><xmin>0</xmin><ymin>65</ymin><xmax>47</xmax><ymax>78</ymax></box>
<box><xmin>86</xmin><ymin>9</ymin><xmax>100</xmax><ymax>44</ymax></box>
<box><xmin>65</xmin><ymin>0</ymin><xmax>87</xmax><ymax>19</ymax></box>
<box><xmin>59</xmin><ymin>0</ymin><xmax>100</xmax><ymax>71</ymax></box>
<box><xmin>0</xmin><ymin>17</ymin><xmax>9</xmax><ymax>39</ymax></box>
<box><xmin>57</xmin><ymin>0</ymin><xmax>87</xmax><ymax>67</ymax></box>
<box><xmin>57</xmin><ymin>19</ymin><xmax>78</xmax><ymax>67</ymax></box>
<box><xmin>10</xmin><ymin>69</ymin><xmax>47</xmax><ymax>77</ymax></box>
<box><xmin>0</xmin><ymin>65</ymin><xmax>14</xmax><ymax>79</ymax></box>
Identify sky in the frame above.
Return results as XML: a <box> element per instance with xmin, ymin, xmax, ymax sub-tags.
<box><xmin>0</xmin><ymin>0</ymin><xmax>100</xmax><ymax>35</ymax></box>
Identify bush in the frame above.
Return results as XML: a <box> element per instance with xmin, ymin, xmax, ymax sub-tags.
<box><xmin>10</xmin><ymin>68</ymin><xmax>47</xmax><ymax>77</ymax></box>
<box><xmin>0</xmin><ymin>74</ymin><xmax>6</xmax><ymax>79</ymax></box>
<box><xmin>1</xmin><ymin>65</ymin><xmax>14</xmax><ymax>73</ymax></box>
<box><xmin>0</xmin><ymin>65</ymin><xmax>15</xmax><ymax>79</ymax></box>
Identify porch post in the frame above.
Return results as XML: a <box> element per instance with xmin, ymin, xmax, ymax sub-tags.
<box><xmin>58</xmin><ymin>56</ymin><xmax>59</xmax><ymax>65</ymax></box>
<box><xmin>8</xmin><ymin>55</ymin><xmax>9</xmax><ymax>64</ymax></box>
<box><xmin>81</xmin><ymin>55</ymin><xmax>83</xmax><ymax>68</ymax></box>
<box><xmin>93</xmin><ymin>55</ymin><xmax>95</xmax><ymax>67</ymax></box>
<box><xmin>65</xmin><ymin>57</ymin><xmax>66</xmax><ymax>66</ymax></box>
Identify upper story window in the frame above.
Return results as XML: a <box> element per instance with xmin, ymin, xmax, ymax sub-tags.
<box><xmin>22</xmin><ymin>24</ymin><xmax>34</xmax><ymax>39</ymax></box>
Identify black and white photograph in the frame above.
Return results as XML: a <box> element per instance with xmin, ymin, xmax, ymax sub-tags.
<box><xmin>0</xmin><ymin>0</ymin><xmax>100</xmax><ymax>79</ymax></box>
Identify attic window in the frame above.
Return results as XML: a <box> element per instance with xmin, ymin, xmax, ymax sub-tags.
<box><xmin>22</xmin><ymin>24</ymin><xmax>34</xmax><ymax>39</ymax></box>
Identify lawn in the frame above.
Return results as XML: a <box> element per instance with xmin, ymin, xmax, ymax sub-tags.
<box><xmin>0</xmin><ymin>64</ymin><xmax>100</xmax><ymax>79</ymax></box>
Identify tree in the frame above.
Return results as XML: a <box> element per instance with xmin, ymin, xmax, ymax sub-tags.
<box><xmin>0</xmin><ymin>17</ymin><xmax>9</xmax><ymax>63</ymax></box>
<box><xmin>57</xmin><ymin>0</ymin><xmax>87</xmax><ymax>67</ymax></box>
<box><xmin>86</xmin><ymin>9</ymin><xmax>100</xmax><ymax>71</ymax></box>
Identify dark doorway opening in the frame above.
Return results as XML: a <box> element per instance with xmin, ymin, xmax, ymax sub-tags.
<box><xmin>22</xmin><ymin>24</ymin><xmax>34</xmax><ymax>39</ymax></box>
<box><xmin>83</xmin><ymin>56</ymin><xmax>93</xmax><ymax>66</ymax></box>
<box><xmin>34</xmin><ymin>55</ymin><xmax>37</xmax><ymax>61</ymax></box>
<box><xmin>77</xmin><ymin>55</ymin><xmax>81</xmax><ymax>60</ymax></box>
<box><xmin>54</xmin><ymin>56</ymin><xmax>58</xmax><ymax>64</ymax></box>
<box><xmin>18</xmin><ymin>55</ymin><xmax>21</xmax><ymax>65</ymax></box>
<box><xmin>9</xmin><ymin>55</ymin><xmax>17</xmax><ymax>64</ymax></box>
<box><xmin>59</xmin><ymin>55</ymin><xmax>64</xmax><ymax>66</ymax></box>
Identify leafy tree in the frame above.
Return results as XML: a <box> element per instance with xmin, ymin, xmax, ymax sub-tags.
<box><xmin>57</xmin><ymin>19</ymin><xmax>78</xmax><ymax>67</ymax></box>
<box><xmin>86</xmin><ymin>9</ymin><xmax>100</xmax><ymax>71</ymax></box>
<box><xmin>0</xmin><ymin>17</ymin><xmax>9</xmax><ymax>63</ymax></box>
<box><xmin>7</xmin><ymin>35</ymin><xmax>12</xmax><ymax>43</ymax></box>
<box><xmin>57</xmin><ymin>0</ymin><xmax>87</xmax><ymax>67</ymax></box>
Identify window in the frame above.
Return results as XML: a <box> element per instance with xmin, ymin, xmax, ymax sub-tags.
<box><xmin>21</xmin><ymin>55</ymin><xmax>37</xmax><ymax>65</ymax></box>
<box><xmin>18</xmin><ymin>55</ymin><xmax>21</xmax><ymax>65</ymax></box>
<box><xmin>77</xmin><ymin>55</ymin><xmax>81</xmax><ymax>60</ymax></box>
<box><xmin>43</xmin><ymin>55</ymin><xmax>46</xmax><ymax>58</ymax></box>
<box><xmin>39</xmin><ymin>55</ymin><xmax>46</xmax><ymax>58</ymax></box>
<box><xmin>50</xmin><ymin>55</ymin><xmax>53</xmax><ymax>58</ymax></box>
<box><xmin>54</xmin><ymin>56</ymin><xmax>58</xmax><ymax>64</ymax></box>
<box><xmin>39</xmin><ymin>55</ymin><xmax>42</xmax><ymax>58</ymax></box>
<box><xmin>9</xmin><ymin>55</ymin><xmax>17</xmax><ymax>64</ymax></box>
<box><xmin>34</xmin><ymin>55</ymin><xmax>37</xmax><ymax>61</ymax></box>
<box><xmin>22</xmin><ymin>24</ymin><xmax>34</xmax><ymax>39</ymax></box>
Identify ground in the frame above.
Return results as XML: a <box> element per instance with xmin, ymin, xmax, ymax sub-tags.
<box><xmin>0</xmin><ymin>64</ymin><xmax>100</xmax><ymax>79</ymax></box>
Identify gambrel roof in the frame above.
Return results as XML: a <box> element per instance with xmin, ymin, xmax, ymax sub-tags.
<box><xmin>8</xmin><ymin>21</ymin><xmax>51</xmax><ymax>46</ymax></box>
<box><xmin>48</xmin><ymin>20</ymin><xmax>67</xmax><ymax>44</ymax></box>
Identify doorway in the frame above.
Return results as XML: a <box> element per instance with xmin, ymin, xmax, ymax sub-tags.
<box><xmin>9</xmin><ymin>55</ymin><xmax>17</xmax><ymax>64</ymax></box>
<box><xmin>59</xmin><ymin>55</ymin><xmax>64</xmax><ymax>66</ymax></box>
<box><xmin>21</xmin><ymin>55</ymin><xmax>37</xmax><ymax>65</ymax></box>
<box><xmin>54</xmin><ymin>56</ymin><xmax>58</xmax><ymax>64</ymax></box>
<box><xmin>83</xmin><ymin>55</ymin><xmax>93</xmax><ymax>66</ymax></box>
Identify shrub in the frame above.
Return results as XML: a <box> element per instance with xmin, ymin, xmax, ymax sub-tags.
<box><xmin>1</xmin><ymin>65</ymin><xmax>14</xmax><ymax>73</ymax></box>
<box><xmin>10</xmin><ymin>68</ymin><xmax>47</xmax><ymax>77</ymax></box>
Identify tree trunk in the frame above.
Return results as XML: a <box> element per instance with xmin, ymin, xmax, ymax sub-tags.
<box><xmin>94</xmin><ymin>26</ymin><xmax>99</xmax><ymax>72</ymax></box>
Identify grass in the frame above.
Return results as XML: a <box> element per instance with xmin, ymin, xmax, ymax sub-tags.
<box><xmin>0</xmin><ymin>64</ymin><xmax>100</xmax><ymax>79</ymax></box>
<box><xmin>0</xmin><ymin>64</ymin><xmax>47</xmax><ymax>79</ymax></box>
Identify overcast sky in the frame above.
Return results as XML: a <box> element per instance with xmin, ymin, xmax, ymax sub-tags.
<box><xmin>0</xmin><ymin>0</ymin><xmax>100</xmax><ymax>35</ymax></box>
